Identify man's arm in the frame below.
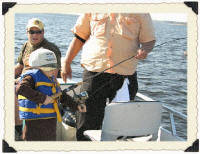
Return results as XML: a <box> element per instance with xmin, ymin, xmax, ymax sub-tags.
<box><xmin>135</xmin><ymin>13</ymin><xmax>156</xmax><ymax>60</ymax></box>
<box><xmin>15</xmin><ymin>42</ymin><xmax>28</xmax><ymax>78</ymax></box>
<box><xmin>135</xmin><ymin>40</ymin><xmax>156</xmax><ymax>60</ymax></box>
<box><xmin>61</xmin><ymin>37</ymin><xmax>85</xmax><ymax>83</ymax></box>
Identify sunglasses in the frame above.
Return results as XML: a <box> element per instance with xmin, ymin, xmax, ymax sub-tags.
<box><xmin>28</xmin><ymin>30</ymin><xmax>43</xmax><ymax>34</ymax></box>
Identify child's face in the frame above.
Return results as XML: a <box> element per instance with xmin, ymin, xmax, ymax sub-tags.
<box><xmin>43</xmin><ymin>69</ymin><xmax>57</xmax><ymax>78</ymax></box>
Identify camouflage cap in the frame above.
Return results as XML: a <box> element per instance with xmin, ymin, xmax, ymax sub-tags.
<box><xmin>26</xmin><ymin>18</ymin><xmax>44</xmax><ymax>30</ymax></box>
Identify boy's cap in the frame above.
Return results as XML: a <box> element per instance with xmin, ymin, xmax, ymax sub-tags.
<box><xmin>26</xmin><ymin>18</ymin><xmax>44</xmax><ymax>30</ymax></box>
<box><xmin>29</xmin><ymin>48</ymin><xmax>57</xmax><ymax>71</ymax></box>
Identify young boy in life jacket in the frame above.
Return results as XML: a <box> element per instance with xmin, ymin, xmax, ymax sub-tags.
<box><xmin>16</xmin><ymin>48</ymin><xmax>86</xmax><ymax>141</ymax></box>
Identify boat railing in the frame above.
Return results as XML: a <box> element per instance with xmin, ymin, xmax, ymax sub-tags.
<box><xmin>162</xmin><ymin>104</ymin><xmax>187</xmax><ymax>137</ymax></box>
<box><xmin>136</xmin><ymin>92</ymin><xmax>187</xmax><ymax>138</ymax></box>
<box><xmin>58</xmin><ymin>79</ymin><xmax>187</xmax><ymax>140</ymax></box>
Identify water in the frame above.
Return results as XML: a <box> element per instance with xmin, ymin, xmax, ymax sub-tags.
<box><xmin>15</xmin><ymin>13</ymin><xmax>187</xmax><ymax>139</ymax></box>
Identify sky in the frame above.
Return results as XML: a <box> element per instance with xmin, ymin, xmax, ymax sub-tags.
<box><xmin>150</xmin><ymin>13</ymin><xmax>187</xmax><ymax>22</ymax></box>
<box><xmin>71</xmin><ymin>13</ymin><xmax>187</xmax><ymax>22</ymax></box>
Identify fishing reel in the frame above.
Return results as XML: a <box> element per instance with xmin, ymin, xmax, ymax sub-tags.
<box><xmin>62</xmin><ymin>83</ymin><xmax>88</xmax><ymax>106</ymax></box>
<box><xmin>73</xmin><ymin>91</ymin><xmax>88</xmax><ymax>105</ymax></box>
<box><xmin>61</xmin><ymin>84</ymin><xmax>88</xmax><ymax>128</ymax></box>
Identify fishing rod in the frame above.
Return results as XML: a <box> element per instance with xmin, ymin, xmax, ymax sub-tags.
<box><xmin>59</xmin><ymin>37</ymin><xmax>187</xmax><ymax>127</ymax></box>
<box><xmin>153</xmin><ymin>37</ymin><xmax>186</xmax><ymax>48</ymax></box>
<box><xmin>63</xmin><ymin>37</ymin><xmax>187</xmax><ymax>92</ymax></box>
<box><xmin>62</xmin><ymin>54</ymin><xmax>135</xmax><ymax>93</ymax></box>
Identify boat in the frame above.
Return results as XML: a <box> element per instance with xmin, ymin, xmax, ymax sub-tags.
<box><xmin>56</xmin><ymin>78</ymin><xmax>187</xmax><ymax>141</ymax></box>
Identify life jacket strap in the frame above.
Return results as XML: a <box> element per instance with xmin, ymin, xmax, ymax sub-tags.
<box><xmin>19</xmin><ymin>106</ymin><xmax>55</xmax><ymax>114</ymax></box>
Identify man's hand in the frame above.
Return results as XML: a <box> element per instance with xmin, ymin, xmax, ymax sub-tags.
<box><xmin>61</xmin><ymin>37</ymin><xmax>85</xmax><ymax>83</ymax></box>
<box><xmin>61</xmin><ymin>62</ymin><xmax>72</xmax><ymax>83</ymax></box>
<box><xmin>77</xmin><ymin>104</ymin><xmax>87</xmax><ymax>112</ymax></box>
<box><xmin>135</xmin><ymin>49</ymin><xmax>148</xmax><ymax>60</ymax></box>
<box><xmin>15</xmin><ymin>63</ymin><xmax>24</xmax><ymax>78</ymax></box>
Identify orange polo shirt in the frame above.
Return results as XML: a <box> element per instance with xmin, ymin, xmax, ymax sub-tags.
<box><xmin>72</xmin><ymin>13</ymin><xmax>156</xmax><ymax>75</ymax></box>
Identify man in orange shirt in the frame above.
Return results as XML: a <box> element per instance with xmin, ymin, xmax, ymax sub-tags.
<box><xmin>61</xmin><ymin>13</ymin><xmax>156</xmax><ymax>141</ymax></box>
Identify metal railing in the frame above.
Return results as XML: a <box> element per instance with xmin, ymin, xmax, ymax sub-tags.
<box><xmin>136</xmin><ymin>92</ymin><xmax>187</xmax><ymax>138</ymax></box>
<box><xmin>162</xmin><ymin>104</ymin><xmax>187</xmax><ymax>137</ymax></box>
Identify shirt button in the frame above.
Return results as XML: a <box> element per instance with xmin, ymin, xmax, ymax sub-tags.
<box><xmin>110</xmin><ymin>29</ymin><xmax>114</xmax><ymax>34</ymax></box>
<box><xmin>108</xmin><ymin>42</ymin><xmax>112</xmax><ymax>47</ymax></box>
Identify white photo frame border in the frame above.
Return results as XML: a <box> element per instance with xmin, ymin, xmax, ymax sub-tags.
<box><xmin>3</xmin><ymin>2</ymin><xmax>197</xmax><ymax>151</ymax></box>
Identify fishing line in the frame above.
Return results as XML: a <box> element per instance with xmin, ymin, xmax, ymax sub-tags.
<box><xmin>61</xmin><ymin>37</ymin><xmax>187</xmax><ymax>126</ymax></box>
<box><xmin>63</xmin><ymin>37</ymin><xmax>187</xmax><ymax>94</ymax></box>
<box><xmin>153</xmin><ymin>37</ymin><xmax>186</xmax><ymax>48</ymax></box>
<box><xmin>70</xmin><ymin>37</ymin><xmax>187</xmax><ymax>88</ymax></box>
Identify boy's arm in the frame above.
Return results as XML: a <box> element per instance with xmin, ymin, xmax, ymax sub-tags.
<box><xmin>16</xmin><ymin>75</ymin><xmax>47</xmax><ymax>104</ymax></box>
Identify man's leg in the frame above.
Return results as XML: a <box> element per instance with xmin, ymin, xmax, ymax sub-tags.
<box><xmin>76</xmin><ymin>70</ymin><xmax>124</xmax><ymax>141</ymax></box>
<box><xmin>127</xmin><ymin>72</ymin><xmax>138</xmax><ymax>100</ymax></box>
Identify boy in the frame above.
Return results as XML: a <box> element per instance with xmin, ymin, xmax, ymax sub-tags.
<box><xmin>16</xmin><ymin>48</ymin><xmax>86</xmax><ymax>141</ymax></box>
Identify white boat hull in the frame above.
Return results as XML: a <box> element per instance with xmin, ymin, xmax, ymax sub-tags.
<box><xmin>57</xmin><ymin>78</ymin><xmax>186</xmax><ymax>141</ymax></box>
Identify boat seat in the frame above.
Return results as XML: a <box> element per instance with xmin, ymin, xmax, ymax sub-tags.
<box><xmin>84</xmin><ymin>101</ymin><xmax>162</xmax><ymax>141</ymax></box>
<box><xmin>84</xmin><ymin>130</ymin><xmax>153</xmax><ymax>141</ymax></box>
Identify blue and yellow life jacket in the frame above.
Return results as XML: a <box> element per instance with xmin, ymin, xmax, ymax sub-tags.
<box><xmin>18</xmin><ymin>69</ymin><xmax>62</xmax><ymax>121</ymax></box>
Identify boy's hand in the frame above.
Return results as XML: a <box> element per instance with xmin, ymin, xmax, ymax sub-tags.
<box><xmin>43</xmin><ymin>96</ymin><xmax>54</xmax><ymax>105</ymax></box>
<box><xmin>77</xmin><ymin>104</ymin><xmax>87</xmax><ymax>112</ymax></box>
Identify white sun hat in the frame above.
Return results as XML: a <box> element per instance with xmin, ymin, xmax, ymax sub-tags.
<box><xmin>29</xmin><ymin>48</ymin><xmax>57</xmax><ymax>71</ymax></box>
